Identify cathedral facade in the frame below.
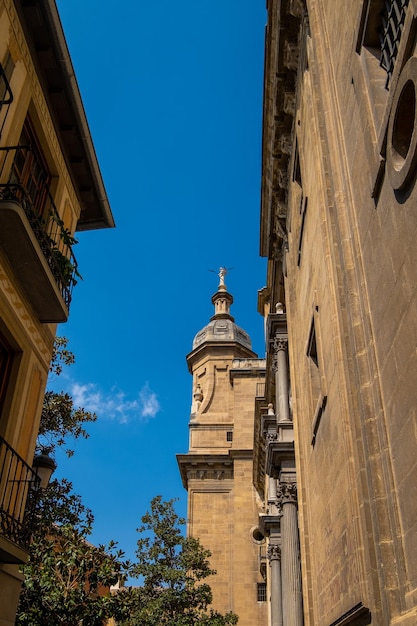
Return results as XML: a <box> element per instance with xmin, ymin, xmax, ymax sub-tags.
<box><xmin>180</xmin><ymin>1</ymin><xmax>417</xmax><ymax>625</ymax></box>
<box><xmin>258</xmin><ymin>0</ymin><xmax>417</xmax><ymax>625</ymax></box>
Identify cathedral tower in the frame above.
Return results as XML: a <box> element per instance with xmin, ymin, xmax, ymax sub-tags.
<box><xmin>177</xmin><ymin>269</ymin><xmax>267</xmax><ymax>625</ymax></box>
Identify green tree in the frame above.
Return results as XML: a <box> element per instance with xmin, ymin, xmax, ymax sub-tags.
<box><xmin>115</xmin><ymin>496</ymin><xmax>238</xmax><ymax>626</ymax></box>
<box><xmin>16</xmin><ymin>522</ymin><xmax>127</xmax><ymax>626</ymax></box>
<box><xmin>37</xmin><ymin>336</ymin><xmax>96</xmax><ymax>458</ymax></box>
<box><xmin>16</xmin><ymin>338</ymin><xmax>129</xmax><ymax>626</ymax></box>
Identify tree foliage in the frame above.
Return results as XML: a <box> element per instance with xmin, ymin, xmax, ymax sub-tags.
<box><xmin>115</xmin><ymin>497</ymin><xmax>238</xmax><ymax>626</ymax></box>
<box><xmin>37</xmin><ymin>337</ymin><xmax>96</xmax><ymax>458</ymax></box>
<box><xmin>17</xmin><ymin>524</ymin><xmax>127</xmax><ymax>626</ymax></box>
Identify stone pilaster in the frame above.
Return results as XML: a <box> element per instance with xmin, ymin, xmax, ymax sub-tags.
<box><xmin>279</xmin><ymin>480</ymin><xmax>303</xmax><ymax>626</ymax></box>
<box><xmin>268</xmin><ymin>543</ymin><xmax>283</xmax><ymax>626</ymax></box>
<box><xmin>272</xmin><ymin>335</ymin><xmax>291</xmax><ymax>423</ymax></box>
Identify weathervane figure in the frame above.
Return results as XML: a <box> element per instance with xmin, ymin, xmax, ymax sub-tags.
<box><xmin>209</xmin><ymin>266</ymin><xmax>234</xmax><ymax>289</ymax></box>
<box><xmin>218</xmin><ymin>266</ymin><xmax>228</xmax><ymax>286</ymax></box>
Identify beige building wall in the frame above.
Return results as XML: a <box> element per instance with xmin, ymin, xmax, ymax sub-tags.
<box><xmin>258</xmin><ymin>0</ymin><xmax>417</xmax><ymax>624</ymax></box>
<box><xmin>0</xmin><ymin>1</ymin><xmax>113</xmax><ymax>623</ymax></box>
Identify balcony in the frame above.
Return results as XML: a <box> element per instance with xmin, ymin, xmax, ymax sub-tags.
<box><xmin>0</xmin><ymin>436</ymin><xmax>40</xmax><ymax>564</ymax></box>
<box><xmin>0</xmin><ymin>150</ymin><xmax>78</xmax><ymax>322</ymax></box>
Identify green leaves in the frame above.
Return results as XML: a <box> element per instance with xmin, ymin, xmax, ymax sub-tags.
<box><xmin>37</xmin><ymin>337</ymin><xmax>96</xmax><ymax>458</ymax></box>
<box><xmin>118</xmin><ymin>496</ymin><xmax>238</xmax><ymax>626</ymax></box>
<box><xmin>17</xmin><ymin>522</ymin><xmax>128</xmax><ymax>626</ymax></box>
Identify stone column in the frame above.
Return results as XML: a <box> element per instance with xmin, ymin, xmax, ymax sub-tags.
<box><xmin>273</xmin><ymin>336</ymin><xmax>291</xmax><ymax>422</ymax></box>
<box><xmin>268</xmin><ymin>543</ymin><xmax>283</xmax><ymax>626</ymax></box>
<box><xmin>280</xmin><ymin>481</ymin><xmax>303</xmax><ymax>626</ymax></box>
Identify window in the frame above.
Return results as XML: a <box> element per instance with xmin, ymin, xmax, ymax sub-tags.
<box><xmin>257</xmin><ymin>582</ymin><xmax>267</xmax><ymax>602</ymax></box>
<box><xmin>297</xmin><ymin>196</ymin><xmax>308</xmax><ymax>266</ymax></box>
<box><xmin>226</xmin><ymin>431</ymin><xmax>233</xmax><ymax>442</ymax></box>
<box><xmin>0</xmin><ymin>331</ymin><xmax>14</xmax><ymax>417</ymax></box>
<box><xmin>9</xmin><ymin>118</ymin><xmax>51</xmax><ymax>216</ymax></box>
<box><xmin>357</xmin><ymin>0</ymin><xmax>410</xmax><ymax>87</ymax></box>
<box><xmin>293</xmin><ymin>139</ymin><xmax>302</xmax><ymax>186</ymax></box>
<box><xmin>307</xmin><ymin>309</ymin><xmax>328</xmax><ymax>445</ymax></box>
<box><xmin>0</xmin><ymin>51</ymin><xmax>14</xmax><ymax>107</ymax></box>
<box><xmin>0</xmin><ymin>51</ymin><xmax>14</xmax><ymax>138</ymax></box>
<box><xmin>307</xmin><ymin>314</ymin><xmax>318</xmax><ymax>367</ymax></box>
<box><xmin>380</xmin><ymin>0</ymin><xmax>409</xmax><ymax>86</ymax></box>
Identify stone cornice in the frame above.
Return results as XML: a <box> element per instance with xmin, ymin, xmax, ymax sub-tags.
<box><xmin>266</xmin><ymin>440</ymin><xmax>295</xmax><ymax>476</ymax></box>
<box><xmin>260</xmin><ymin>0</ymin><xmax>307</xmax><ymax>261</ymax></box>
<box><xmin>176</xmin><ymin>453</ymin><xmax>233</xmax><ymax>489</ymax></box>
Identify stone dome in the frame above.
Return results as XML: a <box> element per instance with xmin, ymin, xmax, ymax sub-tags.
<box><xmin>192</xmin><ymin>317</ymin><xmax>252</xmax><ymax>350</ymax></box>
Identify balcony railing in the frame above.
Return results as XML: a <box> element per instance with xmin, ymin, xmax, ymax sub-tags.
<box><xmin>0</xmin><ymin>146</ymin><xmax>78</xmax><ymax>318</ymax></box>
<box><xmin>380</xmin><ymin>0</ymin><xmax>409</xmax><ymax>86</ymax></box>
<box><xmin>0</xmin><ymin>436</ymin><xmax>40</xmax><ymax>560</ymax></box>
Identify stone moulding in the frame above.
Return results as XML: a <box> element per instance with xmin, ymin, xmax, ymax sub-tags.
<box><xmin>260</xmin><ymin>0</ymin><xmax>307</xmax><ymax>261</ymax></box>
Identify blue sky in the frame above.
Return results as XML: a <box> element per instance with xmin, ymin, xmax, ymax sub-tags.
<box><xmin>53</xmin><ymin>0</ymin><xmax>267</xmax><ymax>563</ymax></box>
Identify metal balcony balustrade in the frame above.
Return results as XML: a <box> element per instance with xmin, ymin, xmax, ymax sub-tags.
<box><xmin>380</xmin><ymin>0</ymin><xmax>409</xmax><ymax>86</ymax></box>
<box><xmin>0</xmin><ymin>435</ymin><xmax>40</xmax><ymax>562</ymax></box>
<box><xmin>0</xmin><ymin>145</ymin><xmax>78</xmax><ymax>320</ymax></box>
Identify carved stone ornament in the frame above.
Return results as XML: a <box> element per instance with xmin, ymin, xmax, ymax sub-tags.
<box><xmin>284</xmin><ymin>92</ymin><xmax>296</xmax><ymax>116</ymax></box>
<box><xmin>267</xmin><ymin>544</ymin><xmax>282</xmax><ymax>562</ymax></box>
<box><xmin>289</xmin><ymin>0</ymin><xmax>306</xmax><ymax>19</ymax></box>
<box><xmin>278</xmin><ymin>481</ymin><xmax>297</xmax><ymax>505</ymax></box>
<box><xmin>273</xmin><ymin>195</ymin><xmax>287</xmax><ymax>218</ymax></box>
<box><xmin>266</xmin><ymin>431</ymin><xmax>278</xmax><ymax>443</ymax></box>
<box><xmin>279</xmin><ymin>133</ymin><xmax>292</xmax><ymax>155</ymax></box>
<box><xmin>278</xmin><ymin>168</ymin><xmax>288</xmax><ymax>189</ymax></box>
<box><xmin>274</xmin><ymin>335</ymin><xmax>288</xmax><ymax>353</ymax></box>
<box><xmin>284</xmin><ymin>41</ymin><xmax>299</xmax><ymax>71</ymax></box>
<box><xmin>187</xmin><ymin>468</ymin><xmax>233</xmax><ymax>481</ymax></box>
<box><xmin>272</xmin><ymin>335</ymin><xmax>288</xmax><ymax>372</ymax></box>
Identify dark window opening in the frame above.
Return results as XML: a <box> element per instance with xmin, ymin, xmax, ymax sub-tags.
<box><xmin>226</xmin><ymin>431</ymin><xmax>233</xmax><ymax>442</ymax></box>
<box><xmin>9</xmin><ymin>118</ymin><xmax>51</xmax><ymax>217</ymax></box>
<box><xmin>297</xmin><ymin>196</ymin><xmax>308</xmax><ymax>266</ymax></box>
<box><xmin>257</xmin><ymin>582</ymin><xmax>267</xmax><ymax>602</ymax></box>
<box><xmin>293</xmin><ymin>139</ymin><xmax>302</xmax><ymax>186</ymax></box>
<box><xmin>307</xmin><ymin>316</ymin><xmax>318</xmax><ymax>367</ymax></box>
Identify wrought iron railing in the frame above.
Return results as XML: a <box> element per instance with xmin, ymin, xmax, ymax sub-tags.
<box><xmin>0</xmin><ymin>63</ymin><xmax>13</xmax><ymax>139</ymax></box>
<box><xmin>0</xmin><ymin>146</ymin><xmax>78</xmax><ymax>310</ymax></box>
<box><xmin>0</xmin><ymin>436</ymin><xmax>40</xmax><ymax>553</ymax></box>
<box><xmin>380</xmin><ymin>0</ymin><xmax>409</xmax><ymax>86</ymax></box>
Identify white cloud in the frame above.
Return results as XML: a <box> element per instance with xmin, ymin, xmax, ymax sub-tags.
<box><xmin>70</xmin><ymin>381</ymin><xmax>160</xmax><ymax>424</ymax></box>
<box><xmin>139</xmin><ymin>382</ymin><xmax>160</xmax><ymax>418</ymax></box>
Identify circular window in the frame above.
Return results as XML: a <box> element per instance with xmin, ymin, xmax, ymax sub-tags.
<box><xmin>391</xmin><ymin>80</ymin><xmax>415</xmax><ymax>167</ymax></box>
<box><xmin>387</xmin><ymin>56</ymin><xmax>417</xmax><ymax>191</ymax></box>
<box><xmin>251</xmin><ymin>527</ymin><xmax>265</xmax><ymax>544</ymax></box>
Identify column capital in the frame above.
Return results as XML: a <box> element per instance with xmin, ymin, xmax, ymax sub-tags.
<box><xmin>272</xmin><ymin>335</ymin><xmax>288</xmax><ymax>371</ymax></box>
<box><xmin>268</xmin><ymin>543</ymin><xmax>282</xmax><ymax>562</ymax></box>
<box><xmin>278</xmin><ymin>480</ymin><xmax>297</xmax><ymax>505</ymax></box>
